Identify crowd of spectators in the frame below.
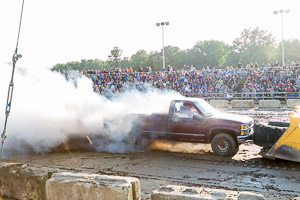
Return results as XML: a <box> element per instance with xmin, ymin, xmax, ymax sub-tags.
<box><xmin>81</xmin><ymin>61</ymin><xmax>300</xmax><ymax>99</ymax></box>
<box><xmin>241</xmin><ymin>61</ymin><xmax>300</xmax><ymax>98</ymax></box>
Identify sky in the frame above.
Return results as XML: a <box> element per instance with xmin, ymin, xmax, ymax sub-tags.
<box><xmin>0</xmin><ymin>0</ymin><xmax>300</xmax><ymax>69</ymax></box>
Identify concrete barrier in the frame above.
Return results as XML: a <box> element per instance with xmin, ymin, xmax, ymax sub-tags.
<box><xmin>46</xmin><ymin>172</ymin><xmax>141</xmax><ymax>200</ymax></box>
<box><xmin>0</xmin><ymin>162</ymin><xmax>49</xmax><ymax>200</ymax></box>
<box><xmin>151</xmin><ymin>185</ymin><xmax>266</xmax><ymax>200</ymax></box>
<box><xmin>232</xmin><ymin>100</ymin><xmax>255</xmax><ymax>108</ymax></box>
<box><xmin>151</xmin><ymin>185</ymin><xmax>265</xmax><ymax>200</ymax></box>
<box><xmin>238</xmin><ymin>191</ymin><xmax>266</xmax><ymax>200</ymax></box>
<box><xmin>259</xmin><ymin>100</ymin><xmax>281</xmax><ymax>108</ymax></box>
<box><xmin>152</xmin><ymin>185</ymin><xmax>227</xmax><ymax>200</ymax></box>
<box><xmin>210</xmin><ymin>100</ymin><xmax>229</xmax><ymax>108</ymax></box>
<box><xmin>287</xmin><ymin>99</ymin><xmax>300</xmax><ymax>108</ymax></box>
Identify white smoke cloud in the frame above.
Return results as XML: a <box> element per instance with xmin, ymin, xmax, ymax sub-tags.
<box><xmin>0</xmin><ymin>64</ymin><xmax>183</xmax><ymax>157</ymax></box>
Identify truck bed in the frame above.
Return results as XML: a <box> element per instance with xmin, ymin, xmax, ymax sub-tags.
<box><xmin>132</xmin><ymin>113</ymin><xmax>168</xmax><ymax>138</ymax></box>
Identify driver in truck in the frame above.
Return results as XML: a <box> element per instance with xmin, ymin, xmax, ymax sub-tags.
<box><xmin>175</xmin><ymin>103</ymin><xmax>198</xmax><ymax>118</ymax></box>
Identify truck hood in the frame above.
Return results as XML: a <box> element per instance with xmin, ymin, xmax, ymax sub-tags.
<box><xmin>210</xmin><ymin>112</ymin><xmax>253</xmax><ymax>124</ymax></box>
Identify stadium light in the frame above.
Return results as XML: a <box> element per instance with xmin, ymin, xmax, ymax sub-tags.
<box><xmin>156</xmin><ymin>21</ymin><xmax>169</xmax><ymax>71</ymax></box>
<box><xmin>273</xmin><ymin>9</ymin><xmax>290</xmax><ymax>66</ymax></box>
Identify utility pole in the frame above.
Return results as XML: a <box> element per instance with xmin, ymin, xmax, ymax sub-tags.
<box><xmin>273</xmin><ymin>9</ymin><xmax>290</xmax><ymax>66</ymax></box>
<box><xmin>156</xmin><ymin>22</ymin><xmax>169</xmax><ymax>71</ymax></box>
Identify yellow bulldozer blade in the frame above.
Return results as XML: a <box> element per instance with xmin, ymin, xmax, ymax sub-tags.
<box><xmin>266</xmin><ymin>108</ymin><xmax>300</xmax><ymax>162</ymax></box>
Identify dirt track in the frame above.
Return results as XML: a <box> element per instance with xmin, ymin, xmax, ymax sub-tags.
<box><xmin>2</xmin><ymin>108</ymin><xmax>300</xmax><ymax>199</ymax></box>
<box><xmin>4</xmin><ymin>141</ymin><xmax>300</xmax><ymax>199</ymax></box>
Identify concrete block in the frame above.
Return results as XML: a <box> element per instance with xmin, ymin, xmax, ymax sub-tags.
<box><xmin>210</xmin><ymin>190</ymin><xmax>227</xmax><ymax>199</ymax></box>
<box><xmin>0</xmin><ymin>162</ymin><xmax>49</xmax><ymax>200</ymax></box>
<box><xmin>210</xmin><ymin>100</ymin><xmax>228</xmax><ymax>108</ymax></box>
<box><xmin>259</xmin><ymin>100</ymin><xmax>281</xmax><ymax>108</ymax></box>
<box><xmin>287</xmin><ymin>99</ymin><xmax>300</xmax><ymax>108</ymax></box>
<box><xmin>232</xmin><ymin>100</ymin><xmax>255</xmax><ymax>108</ymax></box>
<box><xmin>237</xmin><ymin>191</ymin><xmax>266</xmax><ymax>200</ymax></box>
<box><xmin>46</xmin><ymin>172</ymin><xmax>141</xmax><ymax>200</ymax></box>
<box><xmin>151</xmin><ymin>185</ymin><xmax>228</xmax><ymax>200</ymax></box>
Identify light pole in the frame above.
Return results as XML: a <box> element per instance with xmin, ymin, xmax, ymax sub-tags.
<box><xmin>273</xmin><ymin>9</ymin><xmax>290</xmax><ymax>66</ymax></box>
<box><xmin>156</xmin><ymin>22</ymin><xmax>169</xmax><ymax>71</ymax></box>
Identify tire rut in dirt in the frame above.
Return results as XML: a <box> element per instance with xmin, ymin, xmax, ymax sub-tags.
<box><xmin>142</xmin><ymin>150</ymin><xmax>300</xmax><ymax>172</ymax></box>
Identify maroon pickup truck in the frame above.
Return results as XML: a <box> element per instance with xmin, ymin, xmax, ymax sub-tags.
<box><xmin>107</xmin><ymin>98</ymin><xmax>253</xmax><ymax>156</ymax></box>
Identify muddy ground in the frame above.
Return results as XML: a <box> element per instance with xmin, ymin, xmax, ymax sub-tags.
<box><xmin>2</xmin><ymin>108</ymin><xmax>300</xmax><ymax>199</ymax></box>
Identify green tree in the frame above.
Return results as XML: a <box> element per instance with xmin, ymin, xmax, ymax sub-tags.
<box><xmin>191</xmin><ymin>40</ymin><xmax>230</xmax><ymax>68</ymax></box>
<box><xmin>51</xmin><ymin>59</ymin><xmax>107</xmax><ymax>72</ymax></box>
<box><xmin>225</xmin><ymin>50</ymin><xmax>241</xmax><ymax>67</ymax></box>
<box><xmin>186</xmin><ymin>46</ymin><xmax>205</xmax><ymax>67</ymax></box>
<box><xmin>164</xmin><ymin>46</ymin><xmax>181</xmax><ymax>69</ymax></box>
<box><xmin>51</xmin><ymin>26</ymin><xmax>286</xmax><ymax>72</ymax></box>
<box><xmin>173</xmin><ymin>50</ymin><xmax>190</xmax><ymax>70</ymax></box>
<box><xmin>119</xmin><ymin>57</ymin><xmax>131</xmax><ymax>69</ymax></box>
<box><xmin>107</xmin><ymin>46</ymin><xmax>123</xmax><ymax>67</ymax></box>
<box><xmin>147</xmin><ymin>51</ymin><xmax>162</xmax><ymax>71</ymax></box>
<box><xmin>276</xmin><ymin>39</ymin><xmax>300</xmax><ymax>64</ymax></box>
<box><xmin>230</xmin><ymin>26</ymin><xmax>276</xmax><ymax>66</ymax></box>
<box><xmin>130</xmin><ymin>49</ymin><xmax>150</xmax><ymax>71</ymax></box>
<box><xmin>51</xmin><ymin>63</ymin><xmax>67</xmax><ymax>72</ymax></box>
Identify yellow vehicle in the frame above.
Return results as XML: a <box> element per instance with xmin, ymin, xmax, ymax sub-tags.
<box><xmin>254</xmin><ymin>107</ymin><xmax>300</xmax><ymax>162</ymax></box>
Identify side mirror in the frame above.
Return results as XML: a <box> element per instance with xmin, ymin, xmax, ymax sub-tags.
<box><xmin>193</xmin><ymin>114</ymin><xmax>202</xmax><ymax>120</ymax></box>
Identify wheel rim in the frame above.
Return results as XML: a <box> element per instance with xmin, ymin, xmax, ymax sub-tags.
<box><xmin>217</xmin><ymin>139</ymin><xmax>229</xmax><ymax>152</ymax></box>
<box><xmin>127</xmin><ymin>134</ymin><xmax>136</xmax><ymax>144</ymax></box>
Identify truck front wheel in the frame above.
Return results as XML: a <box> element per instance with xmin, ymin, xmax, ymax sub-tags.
<box><xmin>211</xmin><ymin>133</ymin><xmax>237</xmax><ymax>156</ymax></box>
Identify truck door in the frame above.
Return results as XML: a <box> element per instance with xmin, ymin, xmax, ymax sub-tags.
<box><xmin>167</xmin><ymin>102</ymin><xmax>207</xmax><ymax>142</ymax></box>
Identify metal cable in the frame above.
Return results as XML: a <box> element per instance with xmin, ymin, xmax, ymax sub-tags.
<box><xmin>15</xmin><ymin>0</ymin><xmax>25</xmax><ymax>53</ymax></box>
<box><xmin>1</xmin><ymin>0</ymin><xmax>25</xmax><ymax>160</ymax></box>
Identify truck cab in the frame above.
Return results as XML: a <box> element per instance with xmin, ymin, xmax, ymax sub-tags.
<box><xmin>104</xmin><ymin>98</ymin><xmax>253</xmax><ymax>156</ymax></box>
<box><xmin>136</xmin><ymin>98</ymin><xmax>253</xmax><ymax>156</ymax></box>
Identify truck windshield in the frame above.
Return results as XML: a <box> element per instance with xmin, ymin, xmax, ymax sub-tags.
<box><xmin>193</xmin><ymin>99</ymin><xmax>218</xmax><ymax>116</ymax></box>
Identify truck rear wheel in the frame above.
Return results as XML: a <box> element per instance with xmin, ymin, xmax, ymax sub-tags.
<box><xmin>211</xmin><ymin>133</ymin><xmax>237</xmax><ymax>156</ymax></box>
<box><xmin>126</xmin><ymin>133</ymin><xmax>149</xmax><ymax>151</ymax></box>
<box><xmin>126</xmin><ymin>133</ymin><xmax>137</xmax><ymax>144</ymax></box>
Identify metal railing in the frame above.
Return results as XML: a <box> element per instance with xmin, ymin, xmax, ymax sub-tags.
<box><xmin>184</xmin><ymin>92</ymin><xmax>300</xmax><ymax>102</ymax></box>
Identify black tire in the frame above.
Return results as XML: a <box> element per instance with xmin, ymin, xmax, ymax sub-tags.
<box><xmin>126</xmin><ymin>133</ymin><xmax>137</xmax><ymax>144</ymax></box>
<box><xmin>103</xmin><ymin>122</ymin><xmax>111</xmax><ymax>136</ymax></box>
<box><xmin>211</xmin><ymin>133</ymin><xmax>237</xmax><ymax>156</ymax></box>
<box><xmin>268</xmin><ymin>122</ymin><xmax>290</xmax><ymax>127</ymax></box>
<box><xmin>135</xmin><ymin>138</ymin><xmax>150</xmax><ymax>151</ymax></box>
<box><xmin>232</xmin><ymin>145</ymin><xmax>240</xmax><ymax>155</ymax></box>
<box><xmin>126</xmin><ymin>133</ymin><xmax>150</xmax><ymax>152</ymax></box>
<box><xmin>253</xmin><ymin>122</ymin><xmax>288</xmax><ymax>148</ymax></box>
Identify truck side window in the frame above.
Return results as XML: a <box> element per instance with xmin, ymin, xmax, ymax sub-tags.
<box><xmin>174</xmin><ymin>102</ymin><xmax>185</xmax><ymax>118</ymax></box>
<box><xmin>174</xmin><ymin>102</ymin><xmax>198</xmax><ymax>119</ymax></box>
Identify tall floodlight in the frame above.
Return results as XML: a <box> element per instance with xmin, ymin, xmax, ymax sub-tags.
<box><xmin>273</xmin><ymin>9</ymin><xmax>290</xmax><ymax>66</ymax></box>
<box><xmin>156</xmin><ymin>22</ymin><xmax>169</xmax><ymax>71</ymax></box>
